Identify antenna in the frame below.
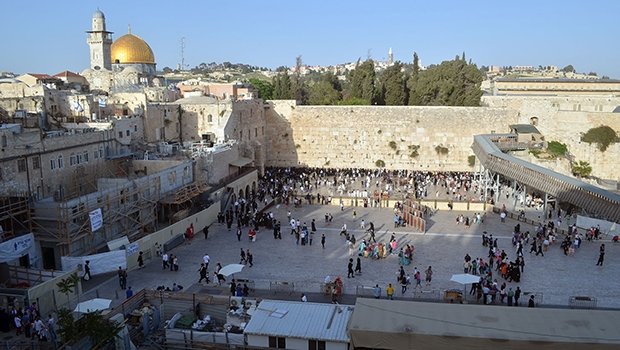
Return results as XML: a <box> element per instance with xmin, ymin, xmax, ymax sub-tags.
<box><xmin>180</xmin><ymin>37</ymin><xmax>187</xmax><ymax>71</ymax></box>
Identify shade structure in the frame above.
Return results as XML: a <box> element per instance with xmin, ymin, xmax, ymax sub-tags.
<box><xmin>219</xmin><ymin>263</ymin><xmax>245</xmax><ymax>277</ymax></box>
<box><xmin>450</xmin><ymin>273</ymin><xmax>481</xmax><ymax>300</ymax></box>
<box><xmin>74</xmin><ymin>298</ymin><xmax>112</xmax><ymax>313</ymax></box>
<box><xmin>450</xmin><ymin>273</ymin><xmax>480</xmax><ymax>285</ymax></box>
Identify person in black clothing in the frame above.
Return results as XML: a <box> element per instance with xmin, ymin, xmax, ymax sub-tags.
<box><xmin>355</xmin><ymin>257</ymin><xmax>362</xmax><ymax>274</ymax></box>
<box><xmin>514</xmin><ymin>286</ymin><xmax>521</xmax><ymax>306</ymax></box>
<box><xmin>84</xmin><ymin>260</ymin><xmax>91</xmax><ymax>280</ymax></box>
<box><xmin>347</xmin><ymin>258</ymin><xmax>355</xmax><ymax>278</ymax></box>
<box><xmin>198</xmin><ymin>263</ymin><xmax>208</xmax><ymax>283</ymax></box>
<box><xmin>230</xmin><ymin>280</ymin><xmax>236</xmax><ymax>296</ymax></box>
<box><xmin>596</xmin><ymin>244</ymin><xmax>605</xmax><ymax>266</ymax></box>
<box><xmin>528</xmin><ymin>295</ymin><xmax>535</xmax><ymax>307</ymax></box>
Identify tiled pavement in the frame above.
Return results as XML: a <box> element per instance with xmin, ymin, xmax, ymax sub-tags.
<box><xmin>82</xmin><ymin>195</ymin><xmax>620</xmax><ymax>310</ymax></box>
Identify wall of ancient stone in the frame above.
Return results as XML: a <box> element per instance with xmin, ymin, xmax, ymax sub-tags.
<box><xmin>265</xmin><ymin>96</ymin><xmax>620</xmax><ymax>180</ymax></box>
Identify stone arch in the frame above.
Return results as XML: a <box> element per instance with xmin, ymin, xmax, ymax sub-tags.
<box><xmin>530</xmin><ymin>117</ymin><xmax>539</xmax><ymax>126</ymax></box>
<box><xmin>251</xmin><ymin>181</ymin><xmax>256</xmax><ymax>193</ymax></box>
<box><xmin>245</xmin><ymin>185</ymin><xmax>251</xmax><ymax>200</ymax></box>
<box><xmin>238</xmin><ymin>188</ymin><xmax>245</xmax><ymax>201</ymax></box>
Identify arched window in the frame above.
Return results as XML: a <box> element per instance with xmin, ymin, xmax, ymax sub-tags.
<box><xmin>70</xmin><ymin>153</ymin><xmax>76</xmax><ymax>166</ymax></box>
<box><xmin>58</xmin><ymin>155</ymin><xmax>64</xmax><ymax>169</ymax></box>
<box><xmin>94</xmin><ymin>148</ymin><xmax>99</xmax><ymax>159</ymax></box>
<box><xmin>83</xmin><ymin>151</ymin><xmax>89</xmax><ymax>163</ymax></box>
<box><xmin>207</xmin><ymin>114</ymin><xmax>213</xmax><ymax>123</ymax></box>
<box><xmin>50</xmin><ymin>157</ymin><xmax>56</xmax><ymax>170</ymax></box>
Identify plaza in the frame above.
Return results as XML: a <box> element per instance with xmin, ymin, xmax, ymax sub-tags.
<box><xmin>81</xmin><ymin>195</ymin><xmax>619</xmax><ymax>310</ymax></box>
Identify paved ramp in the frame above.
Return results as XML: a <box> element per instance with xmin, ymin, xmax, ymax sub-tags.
<box><xmin>472</xmin><ymin>134</ymin><xmax>620</xmax><ymax>222</ymax></box>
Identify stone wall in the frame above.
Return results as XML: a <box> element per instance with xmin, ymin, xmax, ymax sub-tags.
<box><xmin>265</xmin><ymin>96</ymin><xmax>620</xmax><ymax>180</ymax></box>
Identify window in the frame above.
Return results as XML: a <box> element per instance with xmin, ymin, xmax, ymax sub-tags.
<box><xmin>17</xmin><ymin>159</ymin><xmax>26</xmax><ymax>173</ymax></box>
<box><xmin>83</xmin><ymin>151</ymin><xmax>89</xmax><ymax>163</ymax></box>
<box><xmin>1</xmin><ymin>135</ymin><xmax>7</xmax><ymax>147</ymax></box>
<box><xmin>255</xmin><ymin>128</ymin><xmax>258</xmax><ymax>137</ymax></box>
<box><xmin>207</xmin><ymin>114</ymin><xmax>213</xmax><ymax>122</ymax></box>
<box><xmin>126</xmin><ymin>130</ymin><xmax>130</xmax><ymax>137</ymax></box>
<box><xmin>134</xmin><ymin>125</ymin><xmax>138</xmax><ymax>132</ymax></box>
<box><xmin>58</xmin><ymin>155</ymin><xmax>64</xmax><ymax>169</ymax></box>
<box><xmin>99</xmin><ymin>147</ymin><xmax>103</xmax><ymax>159</ymax></box>
<box><xmin>94</xmin><ymin>148</ymin><xmax>99</xmax><ymax>159</ymax></box>
<box><xmin>309</xmin><ymin>340</ymin><xmax>326</xmax><ymax>350</ymax></box>
<box><xmin>183</xmin><ymin>166</ymin><xmax>190</xmax><ymax>179</ymax></box>
<box><xmin>268</xmin><ymin>337</ymin><xmax>285</xmax><ymax>348</ymax></box>
<box><xmin>50</xmin><ymin>157</ymin><xmax>56</xmax><ymax>170</ymax></box>
<box><xmin>118</xmin><ymin>131</ymin><xmax>123</xmax><ymax>138</ymax></box>
<box><xmin>70</xmin><ymin>153</ymin><xmax>76</xmax><ymax>166</ymax></box>
<box><xmin>32</xmin><ymin>156</ymin><xmax>40</xmax><ymax>170</ymax></box>
<box><xmin>77</xmin><ymin>153</ymin><xmax>83</xmax><ymax>164</ymax></box>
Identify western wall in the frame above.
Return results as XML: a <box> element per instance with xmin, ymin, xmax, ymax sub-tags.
<box><xmin>265</xmin><ymin>96</ymin><xmax>620</xmax><ymax>182</ymax></box>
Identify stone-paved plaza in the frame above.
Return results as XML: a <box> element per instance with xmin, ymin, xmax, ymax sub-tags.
<box><xmin>82</xmin><ymin>197</ymin><xmax>619</xmax><ymax>310</ymax></box>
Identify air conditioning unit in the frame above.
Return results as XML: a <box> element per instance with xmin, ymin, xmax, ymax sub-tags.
<box><xmin>244</xmin><ymin>299</ymin><xmax>257</xmax><ymax>309</ymax></box>
<box><xmin>230</xmin><ymin>296</ymin><xmax>242</xmax><ymax>309</ymax></box>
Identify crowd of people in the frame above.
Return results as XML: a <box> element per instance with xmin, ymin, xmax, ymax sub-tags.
<box><xmin>0</xmin><ymin>302</ymin><xmax>56</xmax><ymax>342</ymax></box>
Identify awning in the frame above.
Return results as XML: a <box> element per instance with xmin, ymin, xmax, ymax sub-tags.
<box><xmin>230</xmin><ymin>157</ymin><xmax>253</xmax><ymax>167</ymax></box>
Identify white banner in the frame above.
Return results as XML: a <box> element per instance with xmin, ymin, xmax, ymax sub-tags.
<box><xmin>126</xmin><ymin>243</ymin><xmax>139</xmax><ymax>256</ymax></box>
<box><xmin>0</xmin><ymin>233</ymin><xmax>36</xmax><ymax>265</ymax></box>
<box><xmin>61</xmin><ymin>250</ymin><xmax>126</xmax><ymax>276</ymax></box>
<box><xmin>89</xmin><ymin>208</ymin><xmax>103</xmax><ymax>232</ymax></box>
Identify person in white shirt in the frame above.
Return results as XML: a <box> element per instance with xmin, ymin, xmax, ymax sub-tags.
<box><xmin>301</xmin><ymin>293</ymin><xmax>307</xmax><ymax>302</ymax></box>
<box><xmin>203</xmin><ymin>254</ymin><xmax>210</xmax><ymax>270</ymax></box>
<box><xmin>162</xmin><ymin>253</ymin><xmax>169</xmax><ymax>269</ymax></box>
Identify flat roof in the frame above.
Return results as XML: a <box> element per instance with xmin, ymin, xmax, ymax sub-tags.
<box><xmin>244</xmin><ymin>299</ymin><xmax>353</xmax><ymax>343</ymax></box>
<box><xmin>349</xmin><ymin>299</ymin><xmax>620</xmax><ymax>346</ymax></box>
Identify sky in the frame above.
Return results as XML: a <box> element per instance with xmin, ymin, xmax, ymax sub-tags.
<box><xmin>2</xmin><ymin>0</ymin><xmax>619</xmax><ymax>78</ymax></box>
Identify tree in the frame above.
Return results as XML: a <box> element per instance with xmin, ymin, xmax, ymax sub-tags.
<box><xmin>347</xmin><ymin>60</ymin><xmax>378</xmax><ymax>105</ymax></box>
<box><xmin>561</xmin><ymin>65</ymin><xmax>575</xmax><ymax>73</ymax></box>
<box><xmin>408</xmin><ymin>55</ymin><xmax>483</xmax><ymax>106</ymax></box>
<box><xmin>588</xmin><ymin>71</ymin><xmax>597</xmax><ymax>76</ymax></box>
<box><xmin>582</xmin><ymin>125</ymin><xmax>618</xmax><ymax>152</ymax></box>
<box><xmin>308</xmin><ymin>72</ymin><xmax>342</xmax><ymax>105</ymax></box>
<box><xmin>162</xmin><ymin>67</ymin><xmax>173</xmax><ymax>74</ymax></box>
<box><xmin>572</xmin><ymin>161</ymin><xmax>592</xmax><ymax>178</ymax></box>
<box><xmin>56</xmin><ymin>272</ymin><xmax>80</xmax><ymax>306</ymax></box>
<box><xmin>380</xmin><ymin>61</ymin><xmax>407</xmax><ymax>105</ymax></box>
<box><xmin>408</xmin><ymin>52</ymin><xmax>422</xmax><ymax>105</ymax></box>
<box><xmin>249</xmin><ymin>78</ymin><xmax>274</xmax><ymax>100</ymax></box>
<box><xmin>273</xmin><ymin>73</ymin><xmax>294</xmax><ymax>99</ymax></box>
<box><xmin>57</xmin><ymin>308</ymin><xmax>123</xmax><ymax>347</ymax></box>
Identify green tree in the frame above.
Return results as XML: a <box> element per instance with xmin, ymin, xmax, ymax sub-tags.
<box><xmin>572</xmin><ymin>161</ymin><xmax>592</xmax><ymax>178</ymax></box>
<box><xmin>273</xmin><ymin>72</ymin><xmax>294</xmax><ymax>99</ymax></box>
<box><xmin>408</xmin><ymin>55</ymin><xmax>483</xmax><ymax>106</ymax></box>
<box><xmin>408</xmin><ymin>52</ymin><xmax>422</xmax><ymax>105</ymax></box>
<box><xmin>561</xmin><ymin>64</ymin><xmax>575</xmax><ymax>73</ymax></box>
<box><xmin>56</xmin><ymin>272</ymin><xmax>80</xmax><ymax>306</ymax></box>
<box><xmin>380</xmin><ymin>61</ymin><xmax>407</xmax><ymax>105</ymax></box>
<box><xmin>348</xmin><ymin>59</ymin><xmax>378</xmax><ymax>104</ymax></box>
<box><xmin>308</xmin><ymin>72</ymin><xmax>342</xmax><ymax>105</ymax></box>
<box><xmin>582</xmin><ymin>125</ymin><xmax>618</xmax><ymax>152</ymax></box>
<box><xmin>249</xmin><ymin>78</ymin><xmax>274</xmax><ymax>100</ymax></box>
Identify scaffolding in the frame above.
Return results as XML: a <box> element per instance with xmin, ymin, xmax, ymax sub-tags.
<box><xmin>0</xmin><ymin>193</ymin><xmax>32</xmax><ymax>243</ymax></box>
<box><xmin>160</xmin><ymin>181</ymin><xmax>210</xmax><ymax>224</ymax></box>
<box><xmin>31</xmin><ymin>175</ymin><xmax>161</xmax><ymax>257</ymax></box>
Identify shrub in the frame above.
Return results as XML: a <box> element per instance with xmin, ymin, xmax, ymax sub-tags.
<box><xmin>468</xmin><ymin>155</ymin><xmax>476</xmax><ymax>167</ymax></box>
<box><xmin>408</xmin><ymin>145</ymin><xmax>420</xmax><ymax>158</ymax></box>
<box><xmin>389</xmin><ymin>141</ymin><xmax>397</xmax><ymax>150</ymax></box>
<box><xmin>375</xmin><ymin>159</ymin><xmax>386</xmax><ymax>168</ymax></box>
<box><xmin>546</xmin><ymin>141</ymin><xmax>568</xmax><ymax>157</ymax></box>
<box><xmin>582</xmin><ymin>125</ymin><xmax>618</xmax><ymax>152</ymax></box>
<box><xmin>572</xmin><ymin>161</ymin><xmax>592</xmax><ymax>178</ymax></box>
<box><xmin>435</xmin><ymin>144</ymin><xmax>449</xmax><ymax>155</ymax></box>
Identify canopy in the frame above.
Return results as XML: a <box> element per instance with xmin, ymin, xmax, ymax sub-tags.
<box><xmin>74</xmin><ymin>298</ymin><xmax>112</xmax><ymax>313</ymax></box>
<box><xmin>219</xmin><ymin>263</ymin><xmax>245</xmax><ymax>277</ymax></box>
<box><xmin>450</xmin><ymin>274</ymin><xmax>480</xmax><ymax>285</ymax></box>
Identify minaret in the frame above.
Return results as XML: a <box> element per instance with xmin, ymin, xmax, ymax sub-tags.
<box><xmin>388</xmin><ymin>47</ymin><xmax>393</xmax><ymax>65</ymax></box>
<box><xmin>86</xmin><ymin>8</ymin><xmax>113</xmax><ymax>70</ymax></box>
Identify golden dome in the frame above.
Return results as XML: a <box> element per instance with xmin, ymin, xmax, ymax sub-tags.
<box><xmin>111</xmin><ymin>32</ymin><xmax>155</xmax><ymax>64</ymax></box>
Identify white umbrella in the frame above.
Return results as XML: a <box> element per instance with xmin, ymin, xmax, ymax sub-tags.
<box><xmin>450</xmin><ymin>274</ymin><xmax>481</xmax><ymax>300</ymax></box>
<box><xmin>74</xmin><ymin>298</ymin><xmax>112</xmax><ymax>313</ymax></box>
<box><xmin>219</xmin><ymin>263</ymin><xmax>245</xmax><ymax>277</ymax></box>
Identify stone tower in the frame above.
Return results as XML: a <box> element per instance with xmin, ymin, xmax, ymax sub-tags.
<box><xmin>388</xmin><ymin>47</ymin><xmax>393</xmax><ymax>65</ymax></box>
<box><xmin>86</xmin><ymin>9</ymin><xmax>113</xmax><ymax>70</ymax></box>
